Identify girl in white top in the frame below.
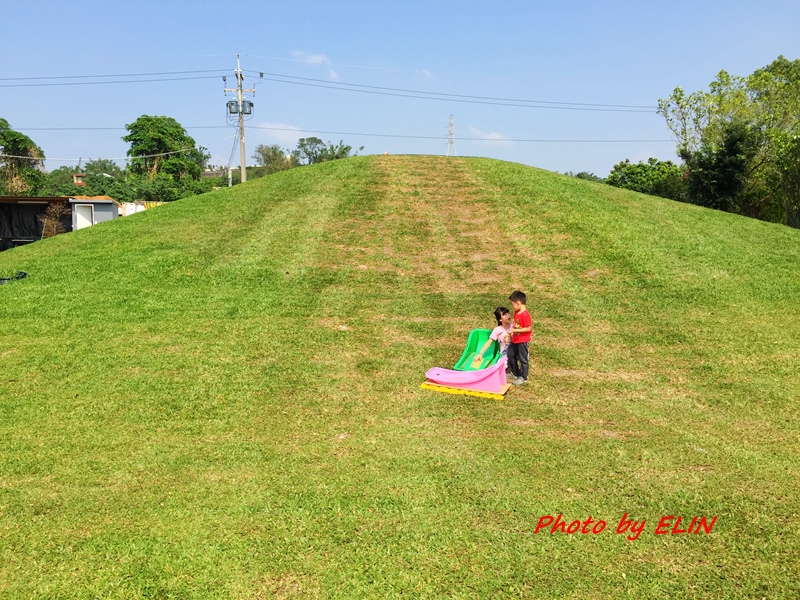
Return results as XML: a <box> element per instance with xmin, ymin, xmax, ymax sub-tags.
<box><xmin>474</xmin><ymin>307</ymin><xmax>513</xmax><ymax>363</ymax></box>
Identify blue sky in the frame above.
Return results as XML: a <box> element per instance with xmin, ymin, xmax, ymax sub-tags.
<box><xmin>3</xmin><ymin>0</ymin><xmax>799</xmax><ymax>177</ymax></box>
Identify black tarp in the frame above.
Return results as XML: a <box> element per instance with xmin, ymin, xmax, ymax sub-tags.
<box><xmin>0</xmin><ymin>200</ymin><xmax>72</xmax><ymax>251</ymax></box>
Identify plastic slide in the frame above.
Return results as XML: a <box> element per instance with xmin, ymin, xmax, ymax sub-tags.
<box><xmin>425</xmin><ymin>356</ymin><xmax>508</xmax><ymax>394</ymax></box>
<box><xmin>453</xmin><ymin>328</ymin><xmax>501</xmax><ymax>371</ymax></box>
<box><xmin>421</xmin><ymin>328</ymin><xmax>513</xmax><ymax>400</ymax></box>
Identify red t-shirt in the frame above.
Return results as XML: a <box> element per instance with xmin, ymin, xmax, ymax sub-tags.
<box><xmin>512</xmin><ymin>309</ymin><xmax>532</xmax><ymax>343</ymax></box>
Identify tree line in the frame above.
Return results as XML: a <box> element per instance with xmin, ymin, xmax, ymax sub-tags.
<box><xmin>572</xmin><ymin>56</ymin><xmax>800</xmax><ymax>229</ymax></box>
<box><xmin>250</xmin><ymin>138</ymin><xmax>363</xmax><ymax>174</ymax></box>
<box><xmin>0</xmin><ymin>116</ymin><xmax>360</xmax><ymax>202</ymax></box>
<box><xmin>0</xmin><ymin>116</ymin><xmax>215</xmax><ymax>202</ymax></box>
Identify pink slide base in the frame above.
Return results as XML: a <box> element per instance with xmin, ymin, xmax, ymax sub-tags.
<box><xmin>424</xmin><ymin>356</ymin><xmax>507</xmax><ymax>394</ymax></box>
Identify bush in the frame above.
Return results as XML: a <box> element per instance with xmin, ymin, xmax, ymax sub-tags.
<box><xmin>606</xmin><ymin>158</ymin><xmax>687</xmax><ymax>201</ymax></box>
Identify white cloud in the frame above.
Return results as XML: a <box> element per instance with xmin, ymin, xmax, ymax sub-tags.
<box><xmin>290</xmin><ymin>51</ymin><xmax>337</xmax><ymax>79</ymax></box>
<box><xmin>306</xmin><ymin>54</ymin><xmax>330</xmax><ymax>65</ymax></box>
<box><xmin>467</xmin><ymin>126</ymin><xmax>514</xmax><ymax>145</ymax></box>
<box><xmin>291</xmin><ymin>50</ymin><xmax>331</xmax><ymax>65</ymax></box>
<box><xmin>288</xmin><ymin>51</ymin><xmax>427</xmax><ymax>82</ymax></box>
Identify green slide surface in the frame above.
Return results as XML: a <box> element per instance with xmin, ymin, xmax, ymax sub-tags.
<box><xmin>453</xmin><ymin>328</ymin><xmax>501</xmax><ymax>371</ymax></box>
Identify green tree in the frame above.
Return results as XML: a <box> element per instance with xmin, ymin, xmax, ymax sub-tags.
<box><xmin>185</xmin><ymin>146</ymin><xmax>211</xmax><ymax>172</ymax></box>
<box><xmin>41</xmin><ymin>163</ymin><xmax>138</xmax><ymax>202</ymax></box>
<box><xmin>128</xmin><ymin>173</ymin><xmax>183</xmax><ymax>203</ymax></box>
<box><xmin>84</xmin><ymin>158</ymin><xmax>124</xmax><ymax>178</ymax></box>
<box><xmin>659</xmin><ymin>56</ymin><xmax>800</xmax><ymax>225</ymax></box>
<box><xmin>318</xmin><ymin>140</ymin><xmax>363</xmax><ymax>162</ymax></box>
<box><xmin>773</xmin><ymin>133</ymin><xmax>800</xmax><ymax>226</ymax></box>
<box><xmin>680</xmin><ymin>122</ymin><xmax>761</xmax><ymax>213</ymax></box>
<box><xmin>0</xmin><ymin>118</ymin><xmax>45</xmax><ymax>195</ymax></box>
<box><xmin>42</xmin><ymin>165</ymin><xmax>82</xmax><ymax>197</ymax></box>
<box><xmin>567</xmin><ymin>171</ymin><xmax>605</xmax><ymax>183</ymax></box>
<box><xmin>606</xmin><ymin>158</ymin><xmax>686</xmax><ymax>201</ymax></box>
<box><xmin>122</xmin><ymin>116</ymin><xmax>207</xmax><ymax>182</ymax></box>
<box><xmin>252</xmin><ymin>143</ymin><xmax>296</xmax><ymax>173</ymax></box>
<box><xmin>292</xmin><ymin>137</ymin><xmax>363</xmax><ymax>165</ymax></box>
<box><xmin>84</xmin><ymin>173</ymin><xmax>137</xmax><ymax>203</ymax></box>
<box><xmin>292</xmin><ymin>137</ymin><xmax>326</xmax><ymax>165</ymax></box>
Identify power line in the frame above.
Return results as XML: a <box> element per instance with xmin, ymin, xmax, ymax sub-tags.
<box><xmin>245</xmin><ymin>124</ymin><xmax>673</xmax><ymax>143</ymax></box>
<box><xmin>7</xmin><ymin>123</ymin><xmax>674</xmax><ymax>147</ymax></box>
<box><xmin>0</xmin><ymin>147</ymin><xmax>197</xmax><ymax>162</ymax></box>
<box><xmin>2</xmin><ymin>65</ymin><xmax>653</xmax><ymax>108</ymax></box>
<box><xmin>256</xmin><ymin>75</ymin><xmax>655</xmax><ymax>113</ymax></box>
<box><xmin>2</xmin><ymin>131</ymin><xmax>675</xmax><ymax>165</ymax></box>
<box><xmin>14</xmin><ymin>123</ymin><xmax>673</xmax><ymax>142</ymax></box>
<box><xmin>0</xmin><ymin>75</ymin><xmax>223</xmax><ymax>88</ymax></box>
<box><xmin>0</xmin><ymin>66</ymin><xmax>656</xmax><ymax>112</ymax></box>
<box><xmin>16</xmin><ymin>126</ymin><xmax>230</xmax><ymax>131</ymax></box>
<box><xmin>248</xmin><ymin>70</ymin><xmax>658</xmax><ymax>113</ymax></box>
<box><xmin>0</xmin><ymin>69</ymin><xmax>226</xmax><ymax>82</ymax></box>
<box><xmin>247</xmin><ymin>69</ymin><xmax>656</xmax><ymax>109</ymax></box>
<box><xmin>226</xmin><ymin>133</ymin><xmax>240</xmax><ymax>170</ymax></box>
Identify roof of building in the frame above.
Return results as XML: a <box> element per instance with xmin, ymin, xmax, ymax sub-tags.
<box><xmin>0</xmin><ymin>196</ymin><xmax>69</xmax><ymax>204</ymax></box>
<box><xmin>69</xmin><ymin>195</ymin><xmax>116</xmax><ymax>201</ymax></box>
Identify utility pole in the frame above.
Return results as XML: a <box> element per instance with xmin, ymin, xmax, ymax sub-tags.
<box><xmin>224</xmin><ymin>54</ymin><xmax>257</xmax><ymax>183</ymax></box>
<box><xmin>447</xmin><ymin>115</ymin><xmax>457</xmax><ymax>157</ymax></box>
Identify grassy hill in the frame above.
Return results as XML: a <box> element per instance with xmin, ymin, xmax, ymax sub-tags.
<box><xmin>1</xmin><ymin>155</ymin><xmax>798</xmax><ymax>598</ymax></box>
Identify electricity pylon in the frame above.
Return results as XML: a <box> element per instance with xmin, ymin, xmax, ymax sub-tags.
<box><xmin>447</xmin><ymin>115</ymin><xmax>456</xmax><ymax>157</ymax></box>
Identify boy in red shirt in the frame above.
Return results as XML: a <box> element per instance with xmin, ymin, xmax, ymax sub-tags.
<box><xmin>507</xmin><ymin>290</ymin><xmax>532</xmax><ymax>385</ymax></box>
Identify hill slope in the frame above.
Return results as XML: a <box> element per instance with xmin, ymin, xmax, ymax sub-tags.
<box><xmin>1</xmin><ymin>155</ymin><xmax>799</xmax><ymax>598</ymax></box>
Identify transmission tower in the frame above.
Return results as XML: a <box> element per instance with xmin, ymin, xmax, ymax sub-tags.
<box><xmin>447</xmin><ymin>115</ymin><xmax>457</xmax><ymax>157</ymax></box>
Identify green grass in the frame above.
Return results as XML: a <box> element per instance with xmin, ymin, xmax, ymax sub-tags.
<box><xmin>1</xmin><ymin>155</ymin><xmax>799</xmax><ymax>598</ymax></box>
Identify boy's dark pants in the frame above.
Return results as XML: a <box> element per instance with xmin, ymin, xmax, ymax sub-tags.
<box><xmin>508</xmin><ymin>342</ymin><xmax>529</xmax><ymax>380</ymax></box>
